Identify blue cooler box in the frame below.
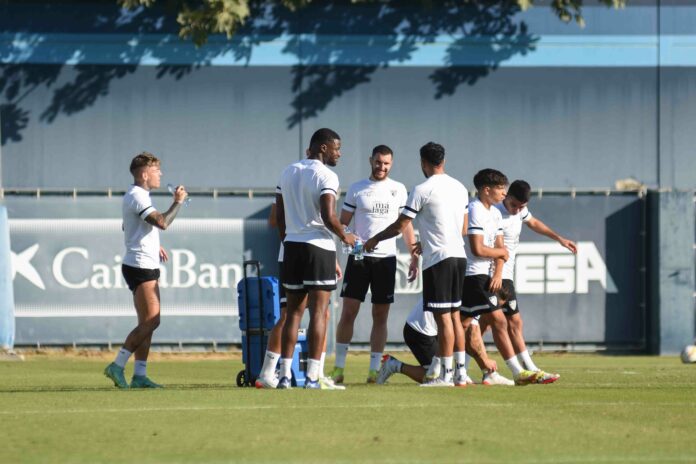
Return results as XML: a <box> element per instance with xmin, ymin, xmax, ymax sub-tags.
<box><xmin>235</xmin><ymin>262</ymin><xmax>308</xmax><ymax>387</ymax></box>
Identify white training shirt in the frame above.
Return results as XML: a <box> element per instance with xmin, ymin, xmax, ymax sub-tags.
<box><xmin>406</xmin><ymin>298</ymin><xmax>438</xmax><ymax>336</ymax></box>
<box><xmin>495</xmin><ymin>203</ymin><xmax>533</xmax><ymax>281</ymax></box>
<box><xmin>342</xmin><ymin>177</ymin><xmax>408</xmax><ymax>258</ymax></box>
<box><xmin>406</xmin><ymin>297</ymin><xmax>480</xmax><ymax>337</ymax></box>
<box><xmin>466</xmin><ymin>198</ymin><xmax>504</xmax><ymax>276</ymax></box>
<box><xmin>276</xmin><ymin>159</ymin><xmax>339</xmax><ymax>251</ymax></box>
<box><xmin>401</xmin><ymin>173</ymin><xmax>468</xmax><ymax>270</ymax></box>
<box><xmin>122</xmin><ymin>184</ymin><xmax>160</xmax><ymax>269</ymax></box>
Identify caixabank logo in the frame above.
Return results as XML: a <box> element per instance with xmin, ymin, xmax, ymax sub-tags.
<box><xmin>8</xmin><ymin>218</ymin><xmax>249</xmax><ymax>317</ymax></box>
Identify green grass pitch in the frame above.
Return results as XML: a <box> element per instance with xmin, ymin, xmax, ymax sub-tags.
<box><xmin>1</xmin><ymin>353</ymin><xmax>696</xmax><ymax>463</ymax></box>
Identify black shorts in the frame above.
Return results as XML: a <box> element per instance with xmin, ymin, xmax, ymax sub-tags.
<box><xmin>121</xmin><ymin>264</ymin><xmax>160</xmax><ymax>293</ymax></box>
<box><xmin>461</xmin><ymin>274</ymin><xmax>502</xmax><ymax>316</ymax></box>
<box><xmin>501</xmin><ymin>279</ymin><xmax>519</xmax><ymax>315</ymax></box>
<box><xmin>340</xmin><ymin>255</ymin><xmax>396</xmax><ymax>304</ymax></box>
<box><xmin>282</xmin><ymin>242</ymin><xmax>337</xmax><ymax>292</ymax></box>
<box><xmin>422</xmin><ymin>257</ymin><xmax>467</xmax><ymax>314</ymax></box>
<box><xmin>403</xmin><ymin>323</ymin><xmax>437</xmax><ymax>367</ymax></box>
<box><xmin>277</xmin><ymin>261</ymin><xmax>286</xmax><ymax>308</ymax></box>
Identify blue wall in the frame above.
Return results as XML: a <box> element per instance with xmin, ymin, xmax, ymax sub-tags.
<box><xmin>1</xmin><ymin>1</ymin><xmax>695</xmax><ymax>191</ymax></box>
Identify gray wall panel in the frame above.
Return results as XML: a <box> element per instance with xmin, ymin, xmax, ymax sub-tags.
<box><xmin>2</xmin><ymin>66</ymin><xmax>299</xmax><ymax>189</ymax></box>
<box><xmin>660</xmin><ymin>68</ymin><xmax>696</xmax><ymax>190</ymax></box>
<box><xmin>317</xmin><ymin>67</ymin><xmax>658</xmax><ymax>191</ymax></box>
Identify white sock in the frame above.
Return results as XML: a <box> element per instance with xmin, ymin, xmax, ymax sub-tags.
<box><xmin>454</xmin><ymin>351</ymin><xmax>466</xmax><ymax>373</ymax></box>
<box><xmin>335</xmin><ymin>343</ymin><xmax>349</xmax><ymax>369</ymax></box>
<box><xmin>114</xmin><ymin>348</ymin><xmax>132</xmax><ymax>368</ymax></box>
<box><xmin>369</xmin><ymin>352</ymin><xmax>382</xmax><ymax>372</ymax></box>
<box><xmin>426</xmin><ymin>356</ymin><xmax>441</xmax><ymax>378</ymax></box>
<box><xmin>517</xmin><ymin>350</ymin><xmax>539</xmax><ymax>371</ymax></box>
<box><xmin>442</xmin><ymin>356</ymin><xmax>454</xmax><ymax>382</ymax></box>
<box><xmin>505</xmin><ymin>356</ymin><xmax>524</xmax><ymax>377</ymax></box>
<box><xmin>307</xmin><ymin>358</ymin><xmax>321</xmax><ymax>382</ymax></box>
<box><xmin>319</xmin><ymin>352</ymin><xmax>326</xmax><ymax>378</ymax></box>
<box><xmin>134</xmin><ymin>360</ymin><xmax>147</xmax><ymax>377</ymax></box>
<box><xmin>260</xmin><ymin>351</ymin><xmax>280</xmax><ymax>378</ymax></box>
<box><xmin>280</xmin><ymin>358</ymin><xmax>293</xmax><ymax>380</ymax></box>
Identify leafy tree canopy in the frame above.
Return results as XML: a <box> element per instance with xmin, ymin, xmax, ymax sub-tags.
<box><xmin>118</xmin><ymin>0</ymin><xmax>627</xmax><ymax>46</ymax></box>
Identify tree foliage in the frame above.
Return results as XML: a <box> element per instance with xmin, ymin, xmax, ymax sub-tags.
<box><xmin>118</xmin><ymin>0</ymin><xmax>627</xmax><ymax>46</ymax></box>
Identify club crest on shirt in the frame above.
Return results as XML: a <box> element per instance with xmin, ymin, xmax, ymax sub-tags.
<box><xmin>488</xmin><ymin>295</ymin><xmax>498</xmax><ymax>307</ymax></box>
<box><xmin>509</xmin><ymin>300</ymin><xmax>517</xmax><ymax>310</ymax></box>
<box><xmin>391</xmin><ymin>190</ymin><xmax>398</xmax><ymax>197</ymax></box>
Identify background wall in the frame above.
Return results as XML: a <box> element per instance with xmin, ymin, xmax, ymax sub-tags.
<box><xmin>1</xmin><ymin>1</ymin><xmax>694</xmax><ymax>351</ymax></box>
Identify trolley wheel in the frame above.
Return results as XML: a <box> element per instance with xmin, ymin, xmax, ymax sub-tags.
<box><xmin>236</xmin><ymin>370</ymin><xmax>247</xmax><ymax>387</ymax></box>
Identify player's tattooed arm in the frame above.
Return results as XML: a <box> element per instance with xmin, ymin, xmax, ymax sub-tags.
<box><xmin>145</xmin><ymin>201</ymin><xmax>182</xmax><ymax>230</ymax></box>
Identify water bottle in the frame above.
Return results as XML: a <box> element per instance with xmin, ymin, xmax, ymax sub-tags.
<box><xmin>167</xmin><ymin>183</ymin><xmax>191</xmax><ymax>206</ymax></box>
<box><xmin>341</xmin><ymin>227</ymin><xmax>353</xmax><ymax>254</ymax></box>
<box><xmin>353</xmin><ymin>238</ymin><xmax>364</xmax><ymax>261</ymax></box>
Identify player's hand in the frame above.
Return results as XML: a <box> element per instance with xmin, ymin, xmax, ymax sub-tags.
<box><xmin>174</xmin><ymin>185</ymin><xmax>188</xmax><ymax>204</ymax></box>
<box><xmin>342</xmin><ymin>232</ymin><xmax>357</xmax><ymax>248</ymax></box>
<box><xmin>489</xmin><ymin>275</ymin><xmax>502</xmax><ymax>293</ymax></box>
<box><xmin>159</xmin><ymin>246</ymin><xmax>169</xmax><ymax>263</ymax></box>
<box><xmin>364</xmin><ymin>237</ymin><xmax>379</xmax><ymax>253</ymax></box>
<box><xmin>484</xmin><ymin>359</ymin><xmax>498</xmax><ymax>373</ymax></box>
<box><xmin>408</xmin><ymin>256</ymin><xmax>419</xmax><ymax>282</ymax></box>
<box><xmin>560</xmin><ymin>238</ymin><xmax>578</xmax><ymax>254</ymax></box>
<box><xmin>335</xmin><ymin>260</ymin><xmax>343</xmax><ymax>280</ymax></box>
<box><xmin>411</xmin><ymin>241</ymin><xmax>422</xmax><ymax>256</ymax></box>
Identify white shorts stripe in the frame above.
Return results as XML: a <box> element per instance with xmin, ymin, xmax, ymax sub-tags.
<box><xmin>462</xmin><ymin>304</ymin><xmax>489</xmax><ymax>313</ymax></box>
<box><xmin>303</xmin><ymin>279</ymin><xmax>336</xmax><ymax>286</ymax></box>
<box><xmin>283</xmin><ymin>283</ymin><xmax>305</xmax><ymax>290</ymax></box>
<box><xmin>427</xmin><ymin>300</ymin><xmax>462</xmax><ymax>309</ymax></box>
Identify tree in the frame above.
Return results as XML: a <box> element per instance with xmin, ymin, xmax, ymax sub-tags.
<box><xmin>118</xmin><ymin>0</ymin><xmax>627</xmax><ymax>46</ymax></box>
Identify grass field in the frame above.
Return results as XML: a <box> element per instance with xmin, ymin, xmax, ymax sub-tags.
<box><xmin>1</xmin><ymin>352</ymin><xmax>696</xmax><ymax>463</ymax></box>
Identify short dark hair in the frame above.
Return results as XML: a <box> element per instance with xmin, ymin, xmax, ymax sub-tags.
<box><xmin>309</xmin><ymin>128</ymin><xmax>340</xmax><ymax>151</ymax></box>
<box><xmin>420</xmin><ymin>142</ymin><xmax>445</xmax><ymax>166</ymax></box>
<box><xmin>371</xmin><ymin>145</ymin><xmax>393</xmax><ymax>157</ymax></box>
<box><xmin>508</xmin><ymin>180</ymin><xmax>531</xmax><ymax>203</ymax></box>
<box><xmin>129</xmin><ymin>152</ymin><xmax>159</xmax><ymax>175</ymax></box>
<box><xmin>495</xmin><ymin>285</ymin><xmax>512</xmax><ymax>304</ymax></box>
<box><xmin>473</xmin><ymin>169</ymin><xmax>508</xmax><ymax>191</ymax></box>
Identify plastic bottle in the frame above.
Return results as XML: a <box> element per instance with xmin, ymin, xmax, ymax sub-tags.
<box><xmin>353</xmin><ymin>238</ymin><xmax>364</xmax><ymax>261</ymax></box>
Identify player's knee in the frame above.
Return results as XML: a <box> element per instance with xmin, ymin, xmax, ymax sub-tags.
<box><xmin>460</xmin><ymin>316</ymin><xmax>472</xmax><ymax>331</ymax></box>
<box><xmin>372</xmin><ymin>310</ymin><xmax>389</xmax><ymax>326</ymax></box>
<box><xmin>491</xmin><ymin>313</ymin><xmax>508</xmax><ymax>331</ymax></box>
<box><xmin>507</xmin><ymin>315</ymin><xmax>522</xmax><ymax>332</ymax></box>
<box><xmin>147</xmin><ymin>314</ymin><xmax>161</xmax><ymax>330</ymax></box>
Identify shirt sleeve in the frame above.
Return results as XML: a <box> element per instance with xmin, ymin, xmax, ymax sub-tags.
<box><xmin>467</xmin><ymin>202</ymin><xmax>485</xmax><ymax>236</ymax></box>
<box><xmin>402</xmin><ymin>185</ymin><xmax>423</xmax><ymax>219</ymax></box>
<box><xmin>397</xmin><ymin>183</ymin><xmax>408</xmax><ymax>213</ymax></box>
<box><xmin>521</xmin><ymin>207</ymin><xmax>533</xmax><ymax>223</ymax></box>
<box><xmin>318</xmin><ymin>170</ymin><xmax>339</xmax><ymax>198</ymax></box>
<box><xmin>342</xmin><ymin>182</ymin><xmax>357</xmax><ymax>213</ymax></box>
<box><xmin>129</xmin><ymin>190</ymin><xmax>157</xmax><ymax>221</ymax></box>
